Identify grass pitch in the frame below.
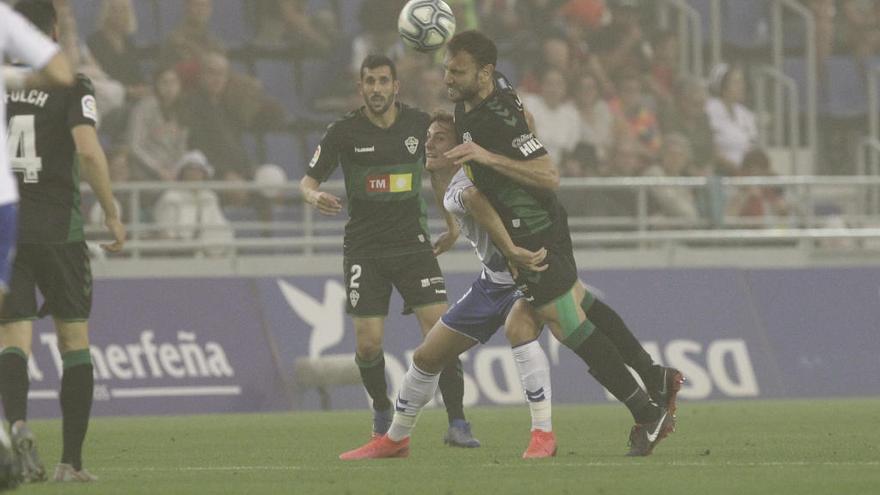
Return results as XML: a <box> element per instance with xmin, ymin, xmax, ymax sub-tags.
<box><xmin>12</xmin><ymin>398</ymin><xmax>880</xmax><ymax>495</ymax></box>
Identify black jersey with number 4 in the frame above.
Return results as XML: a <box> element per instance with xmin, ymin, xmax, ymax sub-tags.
<box><xmin>453</xmin><ymin>78</ymin><xmax>558</xmax><ymax>240</ymax></box>
<box><xmin>306</xmin><ymin>102</ymin><xmax>432</xmax><ymax>258</ymax></box>
<box><xmin>5</xmin><ymin>73</ymin><xmax>97</xmax><ymax>243</ymax></box>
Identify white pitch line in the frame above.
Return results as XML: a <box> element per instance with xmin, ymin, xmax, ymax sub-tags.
<box><xmin>97</xmin><ymin>461</ymin><xmax>880</xmax><ymax>473</ymax></box>
<box><xmin>110</xmin><ymin>386</ymin><xmax>242</xmax><ymax>398</ymax></box>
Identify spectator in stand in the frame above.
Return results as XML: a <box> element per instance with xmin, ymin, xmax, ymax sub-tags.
<box><xmin>411</xmin><ymin>66</ymin><xmax>451</xmax><ymax>114</ymax></box>
<box><xmin>560</xmin><ymin>141</ymin><xmax>600</xmax><ymax>178</ymax></box>
<box><xmin>349</xmin><ymin>0</ymin><xmax>406</xmax><ymax>77</ymax></box>
<box><xmin>839</xmin><ymin>0</ymin><xmax>880</xmax><ymax>61</ymax></box>
<box><xmin>185</xmin><ymin>51</ymin><xmax>253</xmax><ymax>187</ymax></box>
<box><xmin>642</xmin><ymin>133</ymin><xmax>699</xmax><ymax>222</ymax></box>
<box><xmin>609</xmin><ymin>70</ymin><xmax>662</xmax><ymax>162</ymax></box>
<box><xmin>153</xmin><ymin>151</ymin><xmax>233</xmax><ymax>256</ymax></box>
<box><xmin>253</xmin><ymin>0</ymin><xmax>338</xmax><ymax>56</ymax></box>
<box><xmin>645</xmin><ymin>30</ymin><xmax>678</xmax><ymax>116</ymax></box>
<box><xmin>706</xmin><ymin>63</ymin><xmax>758</xmax><ymax>176</ymax></box>
<box><xmin>520</xmin><ymin>68</ymin><xmax>582</xmax><ymax>166</ymax></box>
<box><xmin>661</xmin><ymin>76</ymin><xmax>717</xmax><ymax>175</ymax></box>
<box><xmin>589</xmin><ymin>0</ymin><xmax>648</xmax><ymax>82</ymax></box>
<box><xmin>726</xmin><ymin>149</ymin><xmax>790</xmax><ymax>225</ymax></box>
<box><xmin>580</xmin><ymin>136</ymin><xmax>641</xmax><ymax>218</ymax></box>
<box><xmin>573</xmin><ymin>71</ymin><xmax>615</xmax><ymax>162</ymax></box>
<box><xmin>127</xmin><ymin>67</ymin><xmax>190</xmax><ymax>181</ymax></box>
<box><xmin>516</xmin><ymin>0</ymin><xmax>568</xmax><ymax>37</ymax></box>
<box><xmin>160</xmin><ymin>0</ymin><xmax>225</xmax><ymax>74</ymax></box>
<box><xmin>519</xmin><ymin>34</ymin><xmax>577</xmax><ymax>93</ymax></box>
<box><xmin>87</xmin><ymin>0</ymin><xmax>149</xmax><ymax>102</ymax></box>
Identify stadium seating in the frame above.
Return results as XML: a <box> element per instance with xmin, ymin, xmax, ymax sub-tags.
<box><xmin>722</xmin><ymin>0</ymin><xmax>769</xmax><ymax>49</ymax></box>
<box><xmin>254</xmin><ymin>59</ymin><xmax>302</xmax><ymax>115</ymax></box>
<box><xmin>785</xmin><ymin>56</ymin><xmax>871</xmax><ymax>119</ymax></box>
<box><xmin>264</xmin><ymin>132</ymin><xmax>304</xmax><ymax>177</ymax></box>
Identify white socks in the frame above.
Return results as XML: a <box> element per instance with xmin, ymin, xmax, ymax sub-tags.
<box><xmin>512</xmin><ymin>340</ymin><xmax>552</xmax><ymax>432</ymax></box>
<box><xmin>386</xmin><ymin>363</ymin><xmax>440</xmax><ymax>442</ymax></box>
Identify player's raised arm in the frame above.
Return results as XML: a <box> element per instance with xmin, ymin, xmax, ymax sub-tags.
<box><xmin>72</xmin><ymin>124</ymin><xmax>125</xmax><ymax>252</ymax></box>
<box><xmin>459</xmin><ymin>186</ymin><xmax>547</xmax><ymax>276</ymax></box>
<box><xmin>1</xmin><ymin>2</ymin><xmax>74</xmax><ymax>90</ymax></box>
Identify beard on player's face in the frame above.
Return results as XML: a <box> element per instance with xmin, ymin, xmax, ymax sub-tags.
<box><xmin>364</xmin><ymin>92</ymin><xmax>394</xmax><ymax>115</ymax></box>
<box><xmin>448</xmin><ymin>75</ymin><xmax>480</xmax><ymax>102</ymax></box>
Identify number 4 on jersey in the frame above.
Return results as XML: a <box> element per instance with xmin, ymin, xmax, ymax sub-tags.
<box><xmin>6</xmin><ymin>114</ymin><xmax>42</xmax><ymax>183</ymax></box>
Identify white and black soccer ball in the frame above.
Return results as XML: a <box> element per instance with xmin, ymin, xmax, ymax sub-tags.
<box><xmin>397</xmin><ymin>0</ymin><xmax>456</xmax><ymax>53</ymax></box>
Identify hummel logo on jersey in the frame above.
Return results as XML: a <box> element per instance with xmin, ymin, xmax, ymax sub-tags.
<box><xmin>355</xmin><ymin>145</ymin><xmax>375</xmax><ymax>153</ymax></box>
<box><xmin>405</xmin><ymin>136</ymin><xmax>419</xmax><ymax>155</ymax></box>
<box><xmin>646</xmin><ymin>411</ymin><xmax>668</xmax><ymax>443</ymax></box>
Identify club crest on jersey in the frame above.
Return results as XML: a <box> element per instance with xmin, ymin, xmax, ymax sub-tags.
<box><xmin>512</xmin><ymin>133</ymin><xmax>543</xmax><ymax>157</ymax></box>
<box><xmin>405</xmin><ymin>136</ymin><xmax>419</xmax><ymax>155</ymax></box>
<box><xmin>349</xmin><ymin>289</ymin><xmax>360</xmax><ymax>308</ymax></box>
<box><xmin>366</xmin><ymin>173</ymin><xmax>412</xmax><ymax>193</ymax></box>
<box><xmin>463</xmin><ymin>132</ymin><xmax>473</xmax><ymax>143</ymax></box>
<box><xmin>308</xmin><ymin>145</ymin><xmax>321</xmax><ymax>168</ymax></box>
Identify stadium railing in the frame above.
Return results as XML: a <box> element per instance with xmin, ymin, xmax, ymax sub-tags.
<box><xmin>81</xmin><ymin>176</ymin><xmax>880</xmax><ymax>260</ymax></box>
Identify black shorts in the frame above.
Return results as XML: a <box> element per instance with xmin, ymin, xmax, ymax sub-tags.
<box><xmin>344</xmin><ymin>250</ymin><xmax>447</xmax><ymax>317</ymax></box>
<box><xmin>513</xmin><ymin>216</ymin><xmax>578</xmax><ymax>308</ymax></box>
<box><xmin>0</xmin><ymin>242</ymin><xmax>92</xmax><ymax>322</ymax></box>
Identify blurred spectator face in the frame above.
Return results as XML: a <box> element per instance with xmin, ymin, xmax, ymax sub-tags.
<box><xmin>610</xmin><ymin>138</ymin><xmax>640</xmax><ymax>176</ymax></box>
<box><xmin>618</xmin><ymin>75</ymin><xmax>642</xmax><ymax>110</ymax></box>
<box><xmin>543</xmin><ymin>38</ymin><xmax>570</xmax><ymax>71</ymax></box>
<box><xmin>200</xmin><ymin>53</ymin><xmax>229</xmax><ymax>99</ymax></box>
<box><xmin>740</xmin><ymin>149</ymin><xmax>772</xmax><ymax>176</ymax></box>
<box><xmin>652</xmin><ymin>33</ymin><xmax>678</xmax><ymax>66</ymax></box>
<box><xmin>102</xmin><ymin>0</ymin><xmax>135</xmax><ymax>34</ymax></box>
<box><xmin>359</xmin><ymin>65</ymin><xmax>398</xmax><ymax>116</ymax></box>
<box><xmin>721</xmin><ymin>67</ymin><xmax>746</xmax><ymax>104</ymax></box>
<box><xmin>155</xmin><ymin>69</ymin><xmax>182</xmax><ymax>106</ymax></box>
<box><xmin>186</xmin><ymin>0</ymin><xmax>213</xmax><ymax>27</ymax></box>
<box><xmin>660</xmin><ymin>137</ymin><xmax>692</xmax><ymax>175</ymax></box>
<box><xmin>575</xmin><ymin>73</ymin><xmax>600</xmax><ymax>107</ymax></box>
<box><xmin>180</xmin><ymin>165</ymin><xmax>209</xmax><ymax>182</ymax></box>
<box><xmin>540</xmin><ymin>69</ymin><xmax>568</xmax><ymax>107</ymax></box>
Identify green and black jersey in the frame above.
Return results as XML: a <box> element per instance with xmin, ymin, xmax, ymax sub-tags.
<box><xmin>453</xmin><ymin>82</ymin><xmax>558</xmax><ymax>240</ymax></box>
<box><xmin>306</xmin><ymin>102</ymin><xmax>432</xmax><ymax>258</ymax></box>
<box><xmin>5</xmin><ymin>73</ymin><xmax>97</xmax><ymax>243</ymax></box>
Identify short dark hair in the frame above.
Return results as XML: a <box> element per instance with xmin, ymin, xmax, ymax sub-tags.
<box><xmin>360</xmin><ymin>54</ymin><xmax>397</xmax><ymax>80</ymax></box>
<box><xmin>14</xmin><ymin>0</ymin><xmax>57</xmax><ymax>35</ymax></box>
<box><xmin>447</xmin><ymin>30</ymin><xmax>497</xmax><ymax>69</ymax></box>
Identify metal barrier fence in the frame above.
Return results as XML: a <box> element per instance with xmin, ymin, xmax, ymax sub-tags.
<box><xmin>82</xmin><ymin>176</ymin><xmax>880</xmax><ymax>258</ymax></box>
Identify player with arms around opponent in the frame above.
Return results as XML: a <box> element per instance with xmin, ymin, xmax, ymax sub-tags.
<box><xmin>340</xmin><ymin>111</ymin><xmax>557</xmax><ymax>460</ymax></box>
<box><xmin>443</xmin><ymin>31</ymin><xmax>683</xmax><ymax>456</ymax></box>
<box><xmin>299</xmin><ymin>55</ymin><xmax>478</xmax><ymax>447</ymax></box>
<box><xmin>0</xmin><ymin>0</ymin><xmax>75</xmax><ymax>489</ymax></box>
<box><xmin>0</xmin><ymin>0</ymin><xmax>126</xmax><ymax>484</ymax></box>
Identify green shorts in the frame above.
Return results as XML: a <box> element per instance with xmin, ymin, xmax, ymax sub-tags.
<box><xmin>0</xmin><ymin>242</ymin><xmax>92</xmax><ymax>322</ymax></box>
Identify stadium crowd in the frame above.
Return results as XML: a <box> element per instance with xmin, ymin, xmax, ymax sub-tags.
<box><xmin>5</xmin><ymin>0</ymin><xmax>879</xmax><ymax>243</ymax></box>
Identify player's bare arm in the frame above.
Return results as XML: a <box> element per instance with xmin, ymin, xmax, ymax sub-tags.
<box><xmin>459</xmin><ymin>186</ymin><xmax>547</xmax><ymax>276</ymax></box>
<box><xmin>72</xmin><ymin>125</ymin><xmax>125</xmax><ymax>252</ymax></box>
<box><xmin>445</xmin><ymin>142</ymin><xmax>559</xmax><ymax>191</ymax></box>
<box><xmin>21</xmin><ymin>51</ymin><xmax>74</xmax><ymax>89</ymax></box>
<box><xmin>299</xmin><ymin>175</ymin><xmax>343</xmax><ymax>216</ymax></box>
<box><xmin>429</xmin><ymin>170</ymin><xmax>460</xmax><ymax>256</ymax></box>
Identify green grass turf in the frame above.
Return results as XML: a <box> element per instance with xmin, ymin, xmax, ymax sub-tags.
<box><xmin>11</xmin><ymin>398</ymin><xmax>880</xmax><ymax>495</ymax></box>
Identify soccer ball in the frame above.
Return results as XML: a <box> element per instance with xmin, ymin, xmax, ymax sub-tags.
<box><xmin>398</xmin><ymin>0</ymin><xmax>456</xmax><ymax>53</ymax></box>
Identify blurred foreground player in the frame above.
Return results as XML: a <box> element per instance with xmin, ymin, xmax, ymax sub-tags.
<box><xmin>0</xmin><ymin>0</ymin><xmax>125</xmax><ymax>484</ymax></box>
